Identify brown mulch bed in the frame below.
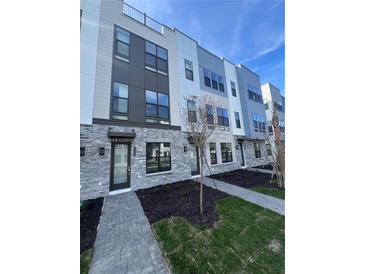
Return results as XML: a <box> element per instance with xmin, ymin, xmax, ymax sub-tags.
<box><xmin>80</xmin><ymin>197</ymin><xmax>103</xmax><ymax>254</ymax></box>
<box><xmin>136</xmin><ymin>180</ymin><xmax>230</xmax><ymax>228</ymax></box>
<box><xmin>209</xmin><ymin>169</ymin><xmax>280</xmax><ymax>189</ymax></box>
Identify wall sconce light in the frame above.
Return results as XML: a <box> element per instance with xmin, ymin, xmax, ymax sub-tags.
<box><xmin>99</xmin><ymin>147</ymin><xmax>105</xmax><ymax>155</ymax></box>
<box><xmin>236</xmin><ymin>145</ymin><xmax>239</xmax><ymax>150</ymax></box>
<box><xmin>80</xmin><ymin>147</ymin><xmax>85</xmax><ymax>156</ymax></box>
<box><xmin>183</xmin><ymin>146</ymin><xmax>188</xmax><ymax>152</ymax></box>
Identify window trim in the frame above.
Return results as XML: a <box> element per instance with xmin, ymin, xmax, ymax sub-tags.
<box><xmin>111</xmin><ymin>82</ymin><xmax>129</xmax><ymax>121</ymax></box>
<box><xmin>184</xmin><ymin>59</ymin><xmax>194</xmax><ymax>81</ymax></box>
<box><xmin>220</xmin><ymin>143</ymin><xmax>233</xmax><ymax>163</ymax></box>
<box><xmin>146</xmin><ymin>142</ymin><xmax>171</xmax><ymax>174</ymax></box>
<box><xmin>114</xmin><ymin>26</ymin><xmax>130</xmax><ymax>60</ymax></box>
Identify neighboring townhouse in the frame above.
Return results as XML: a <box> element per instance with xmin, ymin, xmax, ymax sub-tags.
<box><xmin>235</xmin><ymin>65</ymin><xmax>272</xmax><ymax>167</ymax></box>
<box><xmin>80</xmin><ymin>0</ymin><xmax>272</xmax><ymax>200</ymax></box>
<box><xmin>261</xmin><ymin>83</ymin><xmax>285</xmax><ymax>141</ymax></box>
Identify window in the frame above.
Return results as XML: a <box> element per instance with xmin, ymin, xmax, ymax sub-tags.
<box><xmin>252</xmin><ymin>113</ymin><xmax>266</xmax><ymax>133</ymax></box>
<box><xmin>254</xmin><ymin>143</ymin><xmax>261</xmax><ymax>158</ymax></box>
<box><xmin>231</xmin><ymin>81</ymin><xmax>237</xmax><ymax>97</ymax></box>
<box><xmin>247</xmin><ymin>84</ymin><xmax>263</xmax><ymax>104</ymax></box>
<box><xmin>211</xmin><ymin>72</ymin><xmax>218</xmax><ymax>90</ymax></box>
<box><xmin>80</xmin><ymin>147</ymin><xmax>85</xmax><ymax>156</ymax></box>
<box><xmin>266</xmin><ymin>144</ymin><xmax>272</xmax><ymax>156</ymax></box>
<box><xmin>187</xmin><ymin>100</ymin><xmax>197</xmax><ymax>122</ymax></box>
<box><xmin>146</xmin><ymin>143</ymin><xmax>171</xmax><ymax>174</ymax></box>
<box><xmin>185</xmin><ymin>60</ymin><xmax>193</xmax><ymax>81</ymax></box>
<box><xmin>203</xmin><ymin>68</ymin><xmax>211</xmax><ymax>87</ymax></box>
<box><xmin>218</xmin><ymin>75</ymin><xmax>225</xmax><ymax>92</ymax></box>
<box><xmin>210</xmin><ymin>143</ymin><xmax>217</xmax><ymax>164</ymax></box>
<box><xmin>115</xmin><ymin>27</ymin><xmax>130</xmax><ymax>60</ymax></box>
<box><xmin>221</xmin><ymin>143</ymin><xmax>232</xmax><ymax>163</ymax></box>
<box><xmin>145</xmin><ymin>90</ymin><xmax>169</xmax><ymax>124</ymax></box>
<box><xmin>145</xmin><ymin>41</ymin><xmax>168</xmax><ymax>73</ymax></box>
<box><xmin>268</xmin><ymin>121</ymin><xmax>273</xmax><ymax>134</ymax></box>
<box><xmin>264</xmin><ymin>103</ymin><xmax>269</xmax><ymax>110</ymax></box>
<box><xmin>111</xmin><ymin>82</ymin><xmax>128</xmax><ymax>120</ymax></box>
<box><xmin>206</xmin><ymin>104</ymin><xmax>214</xmax><ymax>125</ymax></box>
<box><xmin>234</xmin><ymin>112</ymin><xmax>241</xmax><ymax>128</ymax></box>
<box><xmin>217</xmin><ymin>107</ymin><xmax>229</xmax><ymax>127</ymax></box>
<box><xmin>279</xmin><ymin>120</ymin><xmax>285</xmax><ymax>133</ymax></box>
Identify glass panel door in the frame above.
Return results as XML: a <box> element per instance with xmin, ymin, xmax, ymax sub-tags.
<box><xmin>111</xmin><ymin>143</ymin><xmax>130</xmax><ymax>190</ymax></box>
<box><xmin>239</xmin><ymin>143</ymin><xmax>245</xmax><ymax>166</ymax></box>
<box><xmin>190</xmin><ymin>145</ymin><xmax>200</xmax><ymax>176</ymax></box>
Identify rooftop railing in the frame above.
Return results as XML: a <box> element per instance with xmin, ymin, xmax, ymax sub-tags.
<box><xmin>121</xmin><ymin>1</ymin><xmax>164</xmax><ymax>34</ymax></box>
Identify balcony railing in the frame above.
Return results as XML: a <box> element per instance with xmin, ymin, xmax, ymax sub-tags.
<box><xmin>121</xmin><ymin>1</ymin><xmax>164</xmax><ymax>34</ymax></box>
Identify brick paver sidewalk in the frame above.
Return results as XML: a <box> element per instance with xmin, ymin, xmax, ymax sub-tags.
<box><xmin>89</xmin><ymin>192</ymin><xmax>170</xmax><ymax>274</ymax></box>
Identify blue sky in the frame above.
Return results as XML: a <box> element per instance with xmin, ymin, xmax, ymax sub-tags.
<box><xmin>127</xmin><ymin>0</ymin><xmax>285</xmax><ymax>95</ymax></box>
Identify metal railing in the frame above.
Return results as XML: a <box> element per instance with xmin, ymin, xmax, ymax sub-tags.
<box><xmin>121</xmin><ymin>1</ymin><xmax>164</xmax><ymax>34</ymax></box>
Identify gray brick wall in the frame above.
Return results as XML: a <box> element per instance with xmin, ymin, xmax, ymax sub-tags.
<box><xmin>243</xmin><ymin>140</ymin><xmax>271</xmax><ymax>167</ymax></box>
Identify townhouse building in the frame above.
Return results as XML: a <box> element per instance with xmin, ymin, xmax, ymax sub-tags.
<box><xmin>80</xmin><ymin>0</ymin><xmax>271</xmax><ymax>200</ymax></box>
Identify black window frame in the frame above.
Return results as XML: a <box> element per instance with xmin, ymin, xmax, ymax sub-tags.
<box><xmin>266</xmin><ymin>144</ymin><xmax>272</xmax><ymax>156</ymax></box>
<box><xmin>218</xmin><ymin>75</ymin><xmax>225</xmax><ymax>92</ymax></box>
<box><xmin>206</xmin><ymin>104</ymin><xmax>214</xmax><ymax>125</ymax></box>
<box><xmin>185</xmin><ymin>59</ymin><xmax>194</xmax><ymax>81</ymax></box>
<box><xmin>145</xmin><ymin>40</ymin><xmax>168</xmax><ymax>74</ymax></box>
<box><xmin>145</xmin><ymin>90</ymin><xmax>170</xmax><ymax>125</ymax></box>
<box><xmin>114</xmin><ymin>26</ymin><xmax>130</xmax><ymax>60</ymax></box>
<box><xmin>111</xmin><ymin>82</ymin><xmax>129</xmax><ymax>120</ymax></box>
<box><xmin>211</xmin><ymin>71</ymin><xmax>218</xmax><ymax>90</ymax></box>
<box><xmin>187</xmin><ymin>99</ymin><xmax>197</xmax><ymax>122</ymax></box>
<box><xmin>217</xmin><ymin>107</ymin><xmax>229</xmax><ymax>127</ymax></box>
<box><xmin>220</xmin><ymin>143</ymin><xmax>233</xmax><ymax>163</ymax></box>
<box><xmin>209</xmin><ymin>143</ymin><xmax>217</xmax><ymax>165</ymax></box>
<box><xmin>203</xmin><ymin>68</ymin><xmax>211</xmax><ymax>87</ymax></box>
<box><xmin>247</xmin><ymin>84</ymin><xmax>263</xmax><ymax>104</ymax></box>
<box><xmin>254</xmin><ymin>142</ymin><xmax>261</xmax><ymax>158</ymax></box>
<box><xmin>231</xmin><ymin>81</ymin><xmax>237</xmax><ymax>97</ymax></box>
<box><xmin>234</xmin><ymin>112</ymin><xmax>241</xmax><ymax>128</ymax></box>
<box><xmin>146</xmin><ymin>142</ymin><xmax>171</xmax><ymax>174</ymax></box>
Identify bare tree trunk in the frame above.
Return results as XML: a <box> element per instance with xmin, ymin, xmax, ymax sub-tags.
<box><xmin>199</xmin><ymin>147</ymin><xmax>204</xmax><ymax>217</ymax></box>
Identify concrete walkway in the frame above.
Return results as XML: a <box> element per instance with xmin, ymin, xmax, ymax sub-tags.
<box><xmin>89</xmin><ymin>192</ymin><xmax>170</xmax><ymax>274</ymax></box>
<box><xmin>204</xmin><ymin>177</ymin><xmax>285</xmax><ymax>216</ymax></box>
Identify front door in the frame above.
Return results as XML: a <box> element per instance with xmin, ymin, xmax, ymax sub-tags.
<box><xmin>191</xmin><ymin>145</ymin><xmax>200</xmax><ymax>176</ymax></box>
<box><xmin>239</xmin><ymin>142</ymin><xmax>246</xmax><ymax>166</ymax></box>
<box><xmin>110</xmin><ymin>143</ymin><xmax>131</xmax><ymax>191</ymax></box>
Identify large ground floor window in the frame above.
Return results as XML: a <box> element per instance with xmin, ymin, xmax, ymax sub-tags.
<box><xmin>220</xmin><ymin>143</ymin><xmax>232</xmax><ymax>163</ymax></box>
<box><xmin>254</xmin><ymin>142</ymin><xmax>261</xmax><ymax>158</ymax></box>
<box><xmin>146</xmin><ymin>142</ymin><xmax>171</xmax><ymax>174</ymax></box>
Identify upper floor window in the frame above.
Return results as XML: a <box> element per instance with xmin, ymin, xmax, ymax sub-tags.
<box><xmin>210</xmin><ymin>143</ymin><xmax>217</xmax><ymax>165</ymax></box>
<box><xmin>145</xmin><ymin>41</ymin><xmax>168</xmax><ymax>74</ymax></box>
<box><xmin>266</xmin><ymin>144</ymin><xmax>272</xmax><ymax>156</ymax></box>
<box><xmin>220</xmin><ymin>143</ymin><xmax>233</xmax><ymax>163</ymax></box>
<box><xmin>211</xmin><ymin>72</ymin><xmax>218</xmax><ymax>90</ymax></box>
<box><xmin>218</xmin><ymin>75</ymin><xmax>225</xmax><ymax>92</ymax></box>
<box><xmin>203</xmin><ymin>68</ymin><xmax>211</xmax><ymax>87</ymax></box>
<box><xmin>115</xmin><ymin>27</ymin><xmax>130</xmax><ymax>61</ymax></box>
<box><xmin>187</xmin><ymin>100</ymin><xmax>197</xmax><ymax>122</ymax></box>
<box><xmin>185</xmin><ymin>60</ymin><xmax>193</xmax><ymax>81</ymax></box>
<box><xmin>279</xmin><ymin>120</ymin><xmax>285</xmax><ymax>133</ymax></box>
<box><xmin>274</xmin><ymin>100</ymin><xmax>284</xmax><ymax>112</ymax></box>
<box><xmin>234</xmin><ymin>112</ymin><xmax>241</xmax><ymax>128</ymax></box>
<box><xmin>217</xmin><ymin>107</ymin><xmax>229</xmax><ymax>127</ymax></box>
<box><xmin>145</xmin><ymin>90</ymin><xmax>169</xmax><ymax>125</ymax></box>
<box><xmin>146</xmin><ymin>142</ymin><xmax>171</xmax><ymax>174</ymax></box>
<box><xmin>247</xmin><ymin>84</ymin><xmax>263</xmax><ymax>104</ymax></box>
<box><xmin>264</xmin><ymin>102</ymin><xmax>269</xmax><ymax>110</ymax></box>
<box><xmin>252</xmin><ymin>113</ymin><xmax>266</xmax><ymax>133</ymax></box>
<box><xmin>254</xmin><ymin>142</ymin><xmax>261</xmax><ymax>158</ymax></box>
<box><xmin>206</xmin><ymin>104</ymin><xmax>214</xmax><ymax>125</ymax></box>
<box><xmin>111</xmin><ymin>82</ymin><xmax>128</xmax><ymax>120</ymax></box>
<box><xmin>231</xmin><ymin>81</ymin><xmax>237</xmax><ymax>97</ymax></box>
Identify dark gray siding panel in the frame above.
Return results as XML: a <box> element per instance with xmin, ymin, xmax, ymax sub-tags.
<box><xmin>128</xmin><ymin>85</ymin><xmax>145</xmax><ymax>122</ymax></box>
<box><xmin>112</xmin><ymin>59</ymin><xmax>129</xmax><ymax>84</ymax></box>
<box><xmin>129</xmin><ymin>65</ymin><xmax>145</xmax><ymax>88</ymax></box>
<box><xmin>129</xmin><ymin>34</ymin><xmax>145</xmax><ymax>69</ymax></box>
<box><xmin>157</xmin><ymin>74</ymin><xmax>169</xmax><ymax>92</ymax></box>
<box><xmin>145</xmin><ymin>70</ymin><xmax>158</xmax><ymax>91</ymax></box>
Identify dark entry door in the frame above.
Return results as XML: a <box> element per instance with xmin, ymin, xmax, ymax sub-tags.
<box><xmin>190</xmin><ymin>145</ymin><xmax>200</xmax><ymax>176</ymax></box>
<box><xmin>239</xmin><ymin>142</ymin><xmax>245</xmax><ymax>166</ymax></box>
<box><xmin>110</xmin><ymin>143</ymin><xmax>131</xmax><ymax>190</ymax></box>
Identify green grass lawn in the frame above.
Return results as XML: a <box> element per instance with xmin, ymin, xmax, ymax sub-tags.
<box><xmin>251</xmin><ymin>187</ymin><xmax>285</xmax><ymax>200</ymax></box>
<box><xmin>152</xmin><ymin>197</ymin><xmax>285</xmax><ymax>274</ymax></box>
<box><xmin>80</xmin><ymin>249</ymin><xmax>93</xmax><ymax>274</ymax></box>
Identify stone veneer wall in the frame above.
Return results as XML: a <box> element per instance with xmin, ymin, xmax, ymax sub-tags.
<box><xmin>243</xmin><ymin>140</ymin><xmax>271</xmax><ymax>167</ymax></box>
<box><xmin>80</xmin><ymin>124</ymin><xmax>267</xmax><ymax>201</ymax></box>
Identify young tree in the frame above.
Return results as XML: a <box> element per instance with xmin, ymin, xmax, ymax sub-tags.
<box><xmin>181</xmin><ymin>95</ymin><xmax>218</xmax><ymax>217</ymax></box>
<box><xmin>268</xmin><ymin>105</ymin><xmax>285</xmax><ymax>188</ymax></box>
